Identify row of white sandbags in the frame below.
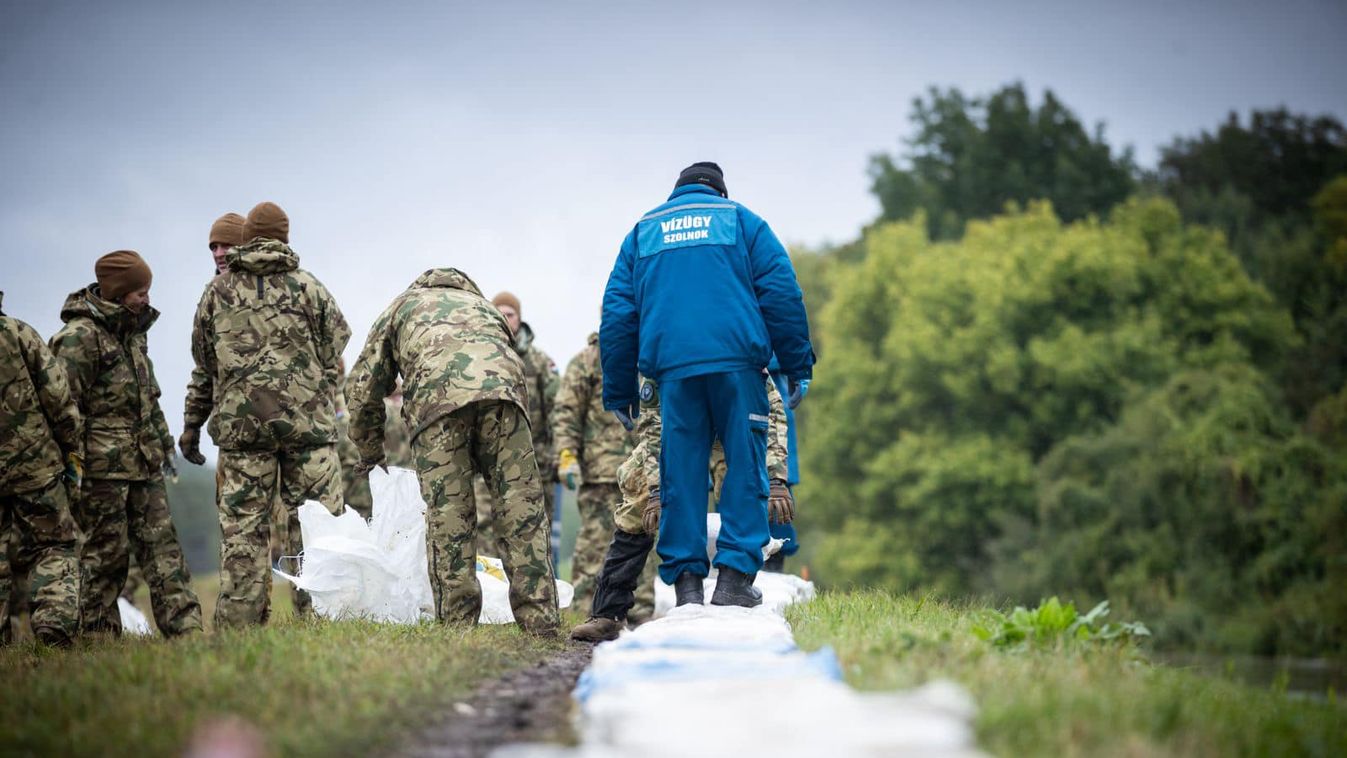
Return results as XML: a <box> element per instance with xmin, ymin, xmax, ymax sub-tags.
<box><xmin>274</xmin><ymin>467</ymin><xmax>572</xmax><ymax>623</ymax></box>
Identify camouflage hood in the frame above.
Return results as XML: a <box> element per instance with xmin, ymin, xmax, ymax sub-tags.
<box><xmin>50</xmin><ymin>285</ymin><xmax>169</xmax><ymax>480</ymax></box>
<box><xmin>410</xmin><ymin>267</ymin><xmax>485</xmax><ymax>297</ymax></box>
<box><xmin>59</xmin><ymin>285</ymin><xmax>158</xmax><ymax>336</ymax></box>
<box><xmin>227</xmin><ymin>239</ymin><xmax>300</xmax><ymax>275</ymax></box>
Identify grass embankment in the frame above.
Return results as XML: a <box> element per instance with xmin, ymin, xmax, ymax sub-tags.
<box><xmin>788</xmin><ymin>591</ymin><xmax>1346</xmax><ymax>757</ymax></box>
<box><xmin>1</xmin><ymin>574</ymin><xmax>567</xmax><ymax>756</ymax></box>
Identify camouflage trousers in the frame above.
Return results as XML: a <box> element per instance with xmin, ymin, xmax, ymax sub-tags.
<box><xmin>571</xmin><ymin>482</ymin><xmax>618</xmax><ymax>615</ymax></box>
<box><xmin>0</xmin><ymin>476</ymin><xmax>81</xmax><ymax>645</ymax></box>
<box><xmin>215</xmin><ymin>445</ymin><xmax>342</xmax><ymax>629</ymax></box>
<box><xmin>612</xmin><ymin>475</ymin><xmax>656</xmax><ymax>621</ymax></box>
<box><xmin>414</xmin><ymin>401</ymin><xmax>558</xmax><ymax>634</ymax></box>
<box><xmin>73</xmin><ymin>476</ymin><xmax>203</xmax><ymax>637</ymax></box>
<box><xmin>474</xmin><ymin>468</ymin><xmax>554</xmax><ymax>560</ymax></box>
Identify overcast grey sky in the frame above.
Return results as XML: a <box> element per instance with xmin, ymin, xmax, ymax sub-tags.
<box><xmin>2</xmin><ymin>0</ymin><xmax>1344</xmax><ymax>461</ymax></box>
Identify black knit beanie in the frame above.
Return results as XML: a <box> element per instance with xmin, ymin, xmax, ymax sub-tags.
<box><xmin>674</xmin><ymin>162</ymin><xmax>727</xmax><ymax>197</ymax></box>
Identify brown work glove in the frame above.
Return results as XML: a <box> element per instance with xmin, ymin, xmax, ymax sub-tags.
<box><xmin>768</xmin><ymin>479</ymin><xmax>795</xmax><ymax>525</ymax></box>
<box><xmin>178</xmin><ymin>426</ymin><xmax>206</xmax><ymax>466</ymax></box>
<box><xmin>641</xmin><ymin>486</ymin><xmax>662</xmax><ymax>536</ymax></box>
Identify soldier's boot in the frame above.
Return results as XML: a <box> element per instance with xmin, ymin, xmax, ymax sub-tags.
<box><xmin>571</xmin><ymin>616</ymin><xmax>624</xmax><ymax>642</ymax></box>
<box><xmin>710</xmin><ymin>567</ymin><xmax>762</xmax><ymax>608</ymax></box>
<box><xmin>762</xmin><ymin>552</ymin><xmax>785</xmax><ymax>573</ymax></box>
<box><xmin>674</xmin><ymin>571</ymin><xmax>704</xmax><ymax>606</ymax></box>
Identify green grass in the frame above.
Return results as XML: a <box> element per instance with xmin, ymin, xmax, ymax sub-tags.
<box><xmin>787</xmin><ymin>591</ymin><xmax>1347</xmax><ymax>757</ymax></box>
<box><xmin>2</xmin><ymin>575</ymin><xmax>566</xmax><ymax>757</ymax></box>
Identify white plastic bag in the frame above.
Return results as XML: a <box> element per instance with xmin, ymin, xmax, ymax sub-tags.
<box><xmin>117</xmin><ymin>597</ymin><xmax>152</xmax><ymax>636</ymax></box>
<box><xmin>273</xmin><ymin>466</ymin><xmax>572</xmax><ymax>623</ymax></box>
<box><xmin>273</xmin><ymin>466</ymin><xmax>433</xmax><ymax>623</ymax></box>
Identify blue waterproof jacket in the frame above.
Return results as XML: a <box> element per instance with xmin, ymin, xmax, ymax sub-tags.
<box><xmin>600</xmin><ymin>184</ymin><xmax>814</xmax><ymax>410</ymax></box>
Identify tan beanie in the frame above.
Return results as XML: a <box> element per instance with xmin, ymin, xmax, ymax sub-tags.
<box><xmin>492</xmin><ymin>291</ymin><xmax>521</xmax><ymax>315</ymax></box>
<box><xmin>209</xmin><ymin>212</ymin><xmax>246</xmax><ymax>249</ymax></box>
<box><xmin>243</xmin><ymin>201</ymin><xmax>289</xmax><ymax>243</ymax></box>
<box><xmin>95</xmin><ymin>250</ymin><xmax>153</xmax><ymax>301</ymax></box>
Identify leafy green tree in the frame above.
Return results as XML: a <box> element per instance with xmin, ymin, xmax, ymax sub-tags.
<box><xmin>799</xmin><ymin>199</ymin><xmax>1328</xmax><ymax>651</ymax></box>
<box><xmin>993</xmin><ymin>365</ymin><xmax>1347</xmax><ymax>654</ymax></box>
<box><xmin>869</xmin><ymin>83</ymin><xmax>1136</xmax><ymax>240</ymax></box>
<box><xmin>1158</xmin><ymin>109</ymin><xmax>1347</xmax><ymax>230</ymax></box>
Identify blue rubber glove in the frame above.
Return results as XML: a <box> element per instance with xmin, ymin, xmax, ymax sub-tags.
<box><xmin>787</xmin><ymin>378</ymin><xmax>810</xmax><ymax>410</ymax></box>
<box><xmin>613</xmin><ymin>405</ymin><xmax>638</xmax><ymax>431</ymax></box>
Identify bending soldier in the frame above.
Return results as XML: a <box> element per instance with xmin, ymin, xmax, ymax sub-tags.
<box><xmin>346</xmin><ymin>268</ymin><xmax>559</xmax><ymax>635</ymax></box>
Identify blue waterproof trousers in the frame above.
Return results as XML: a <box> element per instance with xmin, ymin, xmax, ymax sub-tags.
<box><xmin>657</xmin><ymin>369</ymin><xmax>769</xmax><ymax>583</ymax></box>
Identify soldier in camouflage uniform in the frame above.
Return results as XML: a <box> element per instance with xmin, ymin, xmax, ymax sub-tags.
<box><xmin>48</xmin><ymin>251</ymin><xmax>203</xmax><ymax>637</ymax></box>
<box><xmin>184</xmin><ymin>213</ymin><xmax>297</xmax><ymax>568</ymax></box>
<box><xmin>346</xmin><ymin>268</ymin><xmax>558</xmax><ymax>635</ymax></box>
<box><xmin>474</xmin><ymin>292</ymin><xmax>559</xmax><ymax>561</ymax></box>
<box><xmin>572</xmin><ymin>373</ymin><xmax>791</xmax><ymax>641</ymax></box>
<box><xmin>181</xmin><ymin>202</ymin><xmax>350</xmax><ymax>628</ymax></box>
<box><xmin>0</xmin><ymin>291</ymin><xmax>83</xmax><ymax>646</ymax></box>
<box><xmin>553</xmin><ymin>332</ymin><xmax>635</xmax><ymax>613</ymax></box>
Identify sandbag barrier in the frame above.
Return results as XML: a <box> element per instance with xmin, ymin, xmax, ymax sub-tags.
<box><xmin>502</xmin><ymin>571</ymin><xmax>984</xmax><ymax>758</ymax></box>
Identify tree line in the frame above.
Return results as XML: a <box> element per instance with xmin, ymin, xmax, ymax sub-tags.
<box><xmin>795</xmin><ymin>83</ymin><xmax>1347</xmax><ymax>655</ymax></box>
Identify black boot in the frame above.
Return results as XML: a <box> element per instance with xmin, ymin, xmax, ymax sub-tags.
<box><xmin>591</xmin><ymin>529</ymin><xmax>656</xmax><ymax>621</ymax></box>
<box><xmin>762</xmin><ymin>552</ymin><xmax>785</xmax><ymax>573</ymax></box>
<box><xmin>710</xmin><ymin>567</ymin><xmax>762</xmax><ymax>608</ymax></box>
<box><xmin>674</xmin><ymin>571</ymin><xmax>705</xmax><ymax>606</ymax></box>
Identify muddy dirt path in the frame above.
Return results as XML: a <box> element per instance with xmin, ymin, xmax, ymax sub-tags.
<box><xmin>391</xmin><ymin>643</ymin><xmax>594</xmax><ymax>758</ymax></box>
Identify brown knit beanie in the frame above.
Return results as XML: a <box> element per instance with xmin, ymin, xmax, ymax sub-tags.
<box><xmin>243</xmin><ymin>201</ymin><xmax>289</xmax><ymax>243</ymax></box>
<box><xmin>95</xmin><ymin>250</ymin><xmax>153</xmax><ymax>301</ymax></box>
<box><xmin>209</xmin><ymin>212</ymin><xmax>246</xmax><ymax>249</ymax></box>
<box><xmin>492</xmin><ymin>291</ymin><xmax>521</xmax><ymax>315</ymax></box>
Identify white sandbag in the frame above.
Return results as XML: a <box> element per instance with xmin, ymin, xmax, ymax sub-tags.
<box><xmin>273</xmin><ymin>466</ymin><xmax>571</xmax><ymax>624</ymax></box>
<box><xmin>510</xmin><ymin>566</ymin><xmax>984</xmax><ymax>758</ymax></box>
<box><xmin>477</xmin><ymin>556</ymin><xmax>574</xmax><ymax>623</ymax></box>
<box><xmin>705</xmin><ymin>512</ymin><xmax>787</xmax><ymax>562</ymax></box>
<box><xmin>117</xmin><ymin>597</ymin><xmax>152</xmax><ymax>636</ymax></box>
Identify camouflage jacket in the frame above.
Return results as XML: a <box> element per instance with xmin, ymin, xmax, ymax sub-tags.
<box><xmin>553</xmin><ymin>332</ymin><xmax>634</xmax><ymax>483</ymax></box>
<box><xmin>49</xmin><ymin>286</ymin><xmax>173</xmax><ymax>480</ymax></box>
<box><xmin>622</xmin><ymin>374</ymin><xmax>789</xmax><ymax>494</ymax></box>
<box><xmin>345</xmin><ymin>268</ymin><xmax>528</xmax><ymax>464</ymax></box>
<box><xmin>0</xmin><ymin>292</ymin><xmax>83</xmax><ymax>495</ymax></box>
<box><xmin>514</xmin><ymin>322</ymin><xmax>559</xmax><ymax>475</ymax></box>
<box><xmin>186</xmin><ymin>240</ymin><xmax>350</xmax><ymax>452</ymax></box>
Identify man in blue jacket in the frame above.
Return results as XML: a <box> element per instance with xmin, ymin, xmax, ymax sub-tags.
<box><xmin>600</xmin><ymin>162</ymin><xmax>814</xmax><ymax>608</ymax></box>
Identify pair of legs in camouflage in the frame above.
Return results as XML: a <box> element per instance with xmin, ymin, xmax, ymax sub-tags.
<box><xmin>0</xmin><ymin>476</ymin><xmax>81</xmax><ymax>645</ymax></box>
<box><xmin>215</xmin><ymin>445</ymin><xmax>342</xmax><ymax>628</ymax></box>
<box><xmin>74</xmin><ymin>476</ymin><xmax>203</xmax><ymax>637</ymax></box>
<box><xmin>570</xmin><ymin>482</ymin><xmax>619</xmax><ymax>615</ymax></box>
<box><xmin>473</xmin><ymin>472</ymin><xmax>554</xmax><ymax>561</ymax></box>
<box><xmin>414</xmin><ymin>400</ymin><xmax>558</xmax><ymax>634</ymax></box>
